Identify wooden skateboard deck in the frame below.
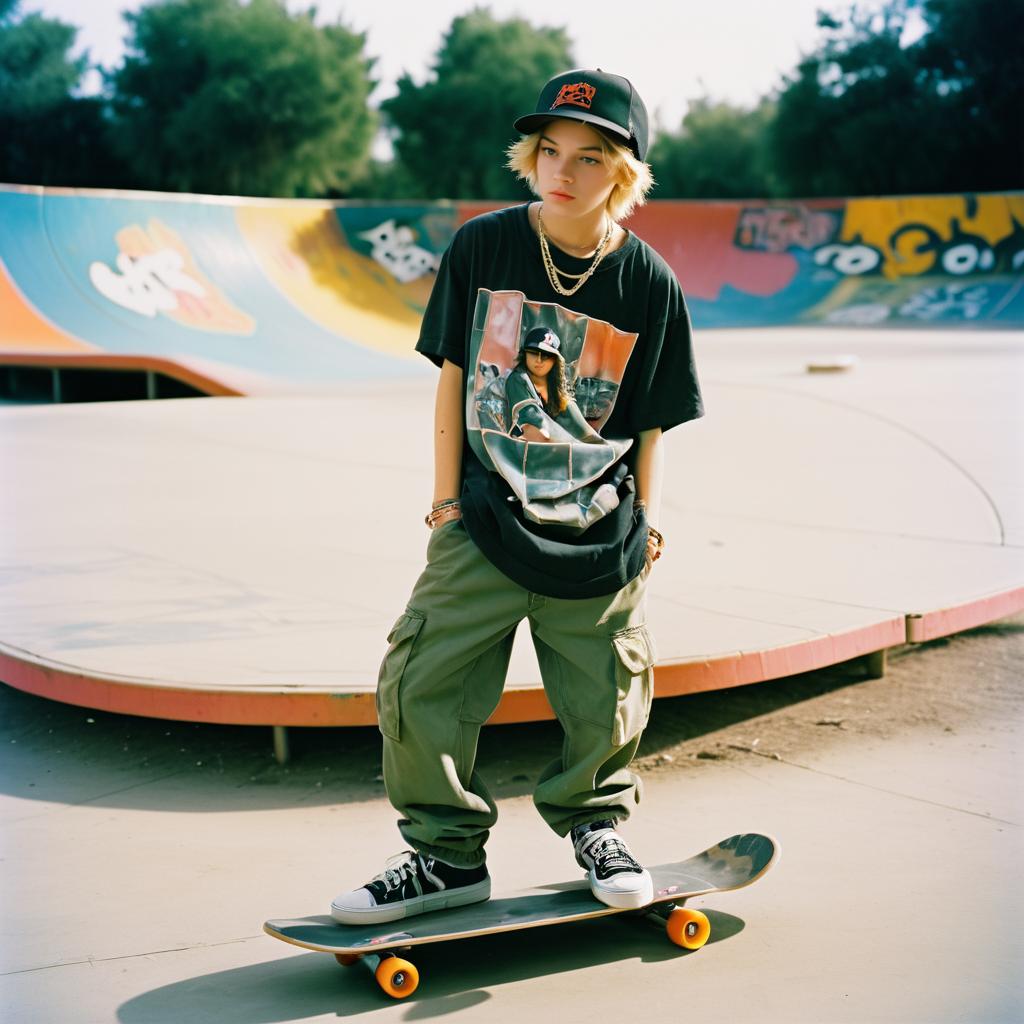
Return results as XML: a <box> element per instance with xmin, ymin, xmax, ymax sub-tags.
<box><xmin>264</xmin><ymin>832</ymin><xmax>777</xmax><ymax>999</ymax></box>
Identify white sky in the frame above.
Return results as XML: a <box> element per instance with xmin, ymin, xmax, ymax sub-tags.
<box><xmin>32</xmin><ymin>0</ymin><xmax>925</xmax><ymax>132</ymax></box>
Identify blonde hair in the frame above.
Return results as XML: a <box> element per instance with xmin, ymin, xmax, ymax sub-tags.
<box><xmin>506</xmin><ymin>125</ymin><xmax>654</xmax><ymax>222</ymax></box>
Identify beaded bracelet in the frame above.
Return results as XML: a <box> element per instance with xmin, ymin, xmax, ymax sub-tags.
<box><xmin>425</xmin><ymin>502</ymin><xmax>462</xmax><ymax>529</ymax></box>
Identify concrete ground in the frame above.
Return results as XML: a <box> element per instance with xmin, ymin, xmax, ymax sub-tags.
<box><xmin>4</xmin><ymin>327</ymin><xmax>1022</xmax><ymax>726</ymax></box>
<box><xmin>3</xmin><ymin>613</ymin><xmax>1021</xmax><ymax>1023</ymax></box>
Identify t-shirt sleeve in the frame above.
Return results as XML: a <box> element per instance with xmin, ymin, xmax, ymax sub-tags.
<box><xmin>415</xmin><ymin>225</ymin><xmax>470</xmax><ymax>369</ymax></box>
<box><xmin>628</xmin><ymin>304</ymin><xmax>705</xmax><ymax>434</ymax></box>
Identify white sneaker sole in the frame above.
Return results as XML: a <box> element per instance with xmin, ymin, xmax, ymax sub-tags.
<box><xmin>330</xmin><ymin>877</ymin><xmax>491</xmax><ymax>925</ymax></box>
<box><xmin>589</xmin><ymin>870</ymin><xmax>654</xmax><ymax>910</ymax></box>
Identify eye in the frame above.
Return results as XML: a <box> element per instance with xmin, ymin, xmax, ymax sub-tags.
<box><xmin>580</xmin><ymin>156</ymin><xmax>599</xmax><ymax>165</ymax></box>
<box><xmin>541</xmin><ymin>146</ymin><xmax>557</xmax><ymax>157</ymax></box>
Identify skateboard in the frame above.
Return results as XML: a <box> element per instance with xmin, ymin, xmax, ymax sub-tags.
<box><xmin>264</xmin><ymin>832</ymin><xmax>777</xmax><ymax>999</ymax></box>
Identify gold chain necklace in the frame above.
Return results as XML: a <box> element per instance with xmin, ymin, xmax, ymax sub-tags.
<box><xmin>537</xmin><ymin>205</ymin><xmax>612</xmax><ymax>297</ymax></box>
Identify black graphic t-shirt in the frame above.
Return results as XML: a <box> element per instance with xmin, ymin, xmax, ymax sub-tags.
<box><xmin>417</xmin><ymin>203</ymin><xmax>703</xmax><ymax>598</ymax></box>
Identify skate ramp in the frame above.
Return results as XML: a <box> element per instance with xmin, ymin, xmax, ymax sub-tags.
<box><xmin>1</xmin><ymin>185</ymin><xmax>1022</xmax><ymax>730</ymax></box>
<box><xmin>1</xmin><ymin>187</ymin><xmax>1021</xmax><ymax>398</ymax></box>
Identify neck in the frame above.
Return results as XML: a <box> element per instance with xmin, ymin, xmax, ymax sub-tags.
<box><xmin>538</xmin><ymin>203</ymin><xmax>608</xmax><ymax>255</ymax></box>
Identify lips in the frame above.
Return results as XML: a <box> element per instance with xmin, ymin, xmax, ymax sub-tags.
<box><xmin>549</xmin><ymin>191</ymin><xmax>574</xmax><ymax>200</ymax></box>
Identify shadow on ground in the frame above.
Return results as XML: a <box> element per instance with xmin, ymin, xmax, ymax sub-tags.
<box><xmin>116</xmin><ymin>909</ymin><xmax>743</xmax><ymax>1022</ymax></box>
<box><xmin>2</xmin><ymin>616</ymin><xmax>1021</xmax><ymax>814</ymax></box>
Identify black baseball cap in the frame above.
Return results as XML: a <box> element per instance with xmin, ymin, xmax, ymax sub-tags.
<box><xmin>514</xmin><ymin>69</ymin><xmax>650</xmax><ymax>162</ymax></box>
<box><xmin>522</xmin><ymin>326</ymin><xmax>563</xmax><ymax>359</ymax></box>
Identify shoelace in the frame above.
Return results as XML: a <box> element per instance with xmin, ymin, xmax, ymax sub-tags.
<box><xmin>373</xmin><ymin>851</ymin><xmax>422</xmax><ymax>893</ymax></box>
<box><xmin>591</xmin><ymin>835</ymin><xmax>642</xmax><ymax>874</ymax></box>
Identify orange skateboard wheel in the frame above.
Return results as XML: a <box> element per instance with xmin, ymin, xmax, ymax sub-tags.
<box><xmin>666</xmin><ymin>907</ymin><xmax>711</xmax><ymax>950</ymax></box>
<box><xmin>334</xmin><ymin>953</ymin><xmax>361</xmax><ymax>967</ymax></box>
<box><xmin>375</xmin><ymin>956</ymin><xmax>419</xmax><ymax>998</ymax></box>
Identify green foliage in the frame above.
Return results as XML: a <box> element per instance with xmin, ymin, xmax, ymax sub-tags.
<box><xmin>107</xmin><ymin>0</ymin><xmax>376</xmax><ymax>196</ymax></box>
<box><xmin>379</xmin><ymin>9</ymin><xmax>573</xmax><ymax>199</ymax></box>
<box><xmin>0</xmin><ymin>3</ymin><xmax>121</xmax><ymax>187</ymax></box>
<box><xmin>3</xmin><ymin>0</ymin><xmax>1019</xmax><ymax>199</ymax></box>
<box><xmin>346</xmin><ymin>158</ymin><xmax>421</xmax><ymax>200</ymax></box>
<box><xmin>0</xmin><ymin>5</ymin><xmax>85</xmax><ymax>115</ymax></box>
<box><xmin>769</xmin><ymin>0</ymin><xmax>1024</xmax><ymax>196</ymax></box>
<box><xmin>914</xmin><ymin>0</ymin><xmax>1024</xmax><ymax>191</ymax></box>
<box><xmin>649</xmin><ymin>99</ymin><xmax>778</xmax><ymax>199</ymax></box>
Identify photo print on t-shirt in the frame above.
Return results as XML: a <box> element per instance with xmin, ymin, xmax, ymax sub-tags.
<box><xmin>466</xmin><ymin>288</ymin><xmax>640</xmax><ymax>530</ymax></box>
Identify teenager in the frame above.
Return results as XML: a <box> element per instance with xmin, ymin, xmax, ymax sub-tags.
<box><xmin>331</xmin><ymin>68</ymin><xmax>703</xmax><ymax>925</ymax></box>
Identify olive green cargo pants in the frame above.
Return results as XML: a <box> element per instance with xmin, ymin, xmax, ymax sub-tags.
<box><xmin>375</xmin><ymin>518</ymin><xmax>656</xmax><ymax>868</ymax></box>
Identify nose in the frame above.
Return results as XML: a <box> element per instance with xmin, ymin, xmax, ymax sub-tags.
<box><xmin>553</xmin><ymin>156</ymin><xmax>573</xmax><ymax>182</ymax></box>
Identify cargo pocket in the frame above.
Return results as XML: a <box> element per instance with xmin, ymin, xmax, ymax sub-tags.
<box><xmin>610</xmin><ymin>624</ymin><xmax>657</xmax><ymax>747</ymax></box>
<box><xmin>375</xmin><ymin>609</ymin><xmax>425</xmax><ymax>742</ymax></box>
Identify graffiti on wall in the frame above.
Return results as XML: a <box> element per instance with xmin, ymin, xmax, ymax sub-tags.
<box><xmin>735</xmin><ymin>196</ymin><xmax>1024</xmax><ymax>280</ymax></box>
<box><xmin>723</xmin><ymin>194</ymin><xmax>1024</xmax><ymax>324</ymax></box>
<box><xmin>735</xmin><ymin>206</ymin><xmax>840</xmax><ymax>255</ymax></box>
<box><xmin>824</xmin><ymin>195</ymin><xmax>1024</xmax><ymax>280</ymax></box>
<box><xmin>356</xmin><ymin>219</ymin><xmax>440</xmax><ymax>284</ymax></box>
<box><xmin>89</xmin><ymin>220</ymin><xmax>255</xmax><ymax>333</ymax></box>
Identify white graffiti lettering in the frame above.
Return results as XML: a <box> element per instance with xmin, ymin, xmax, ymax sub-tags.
<box><xmin>824</xmin><ymin>303</ymin><xmax>891</xmax><ymax>325</ymax></box>
<box><xmin>814</xmin><ymin>243</ymin><xmax>883</xmax><ymax>275</ymax></box>
<box><xmin>89</xmin><ymin>249</ymin><xmax>206</xmax><ymax>318</ymax></box>
<box><xmin>358</xmin><ymin>220</ymin><xmax>439</xmax><ymax>284</ymax></box>
<box><xmin>941</xmin><ymin>243</ymin><xmax>996</xmax><ymax>275</ymax></box>
<box><xmin>899</xmin><ymin>283</ymin><xmax>989</xmax><ymax>321</ymax></box>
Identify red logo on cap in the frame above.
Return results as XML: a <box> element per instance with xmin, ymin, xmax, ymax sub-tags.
<box><xmin>551</xmin><ymin>83</ymin><xmax>596</xmax><ymax>110</ymax></box>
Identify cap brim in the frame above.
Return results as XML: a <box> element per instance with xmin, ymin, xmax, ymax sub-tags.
<box><xmin>513</xmin><ymin>110</ymin><xmax>632</xmax><ymax>150</ymax></box>
<box><xmin>524</xmin><ymin>344</ymin><xmax>563</xmax><ymax>358</ymax></box>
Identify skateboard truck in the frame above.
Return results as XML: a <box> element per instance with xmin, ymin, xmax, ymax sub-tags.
<box><xmin>644</xmin><ymin>900</ymin><xmax>712</xmax><ymax>949</ymax></box>
<box><xmin>335</xmin><ymin>950</ymin><xmax>420</xmax><ymax>999</ymax></box>
<box><xmin>329</xmin><ymin>902</ymin><xmax>710</xmax><ymax>1000</ymax></box>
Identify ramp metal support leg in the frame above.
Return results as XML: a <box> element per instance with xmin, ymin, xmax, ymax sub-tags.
<box><xmin>272</xmin><ymin>725</ymin><xmax>290</xmax><ymax>765</ymax></box>
<box><xmin>863</xmin><ymin>648</ymin><xmax>887</xmax><ymax>679</ymax></box>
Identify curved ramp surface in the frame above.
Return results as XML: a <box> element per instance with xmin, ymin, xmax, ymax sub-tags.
<box><xmin>1</xmin><ymin>328</ymin><xmax>1021</xmax><ymax>725</ymax></box>
<box><xmin>1</xmin><ymin>187</ymin><xmax>1021</xmax><ymax>397</ymax></box>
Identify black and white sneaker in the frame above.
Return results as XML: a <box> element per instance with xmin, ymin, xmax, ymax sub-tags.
<box><xmin>571</xmin><ymin>820</ymin><xmax>654</xmax><ymax>909</ymax></box>
<box><xmin>330</xmin><ymin>851</ymin><xmax>490</xmax><ymax>925</ymax></box>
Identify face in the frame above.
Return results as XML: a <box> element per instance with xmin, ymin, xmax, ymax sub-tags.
<box><xmin>534</xmin><ymin>119</ymin><xmax>618</xmax><ymax>220</ymax></box>
<box><xmin>525</xmin><ymin>349</ymin><xmax>556</xmax><ymax>377</ymax></box>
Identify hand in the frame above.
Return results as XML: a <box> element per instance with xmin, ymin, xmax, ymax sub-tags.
<box><xmin>645</xmin><ymin>525</ymin><xmax>665</xmax><ymax>570</ymax></box>
<box><xmin>645</xmin><ymin>535</ymin><xmax>660</xmax><ymax>571</ymax></box>
<box><xmin>519</xmin><ymin>423</ymin><xmax>552</xmax><ymax>443</ymax></box>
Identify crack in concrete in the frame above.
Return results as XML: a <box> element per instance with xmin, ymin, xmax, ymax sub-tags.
<box><xmin>3</xmin><ymin>935</ymin><xmax>264</xmax><ymax>975</ymax></box>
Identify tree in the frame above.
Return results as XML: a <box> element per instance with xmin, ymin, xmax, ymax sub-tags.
<box><xmin>0</xmin><ymin>0</ymin><xmax>118</xmax><ymax>186</ymax></box>
<box><xmin>107</xmin><ymin>0</ymin><xmax>376</xmax><ymax>196</ymax></box>
<box><xmin>771</xmin><ymin>2</ymin><xmax>932</xmax><ymax>196</ymax></box>
<box><xmin>648</xmin><ymin>98</ymin><xmax>778</xmax><ymax>199</ymax></box>
<box><xmin>380</xmin><ymin>9</ymin><xmax>573</xmax><ymax>200</ymax></box>
<box><xmin>913</xmin><ymin>0</ymin><xmax>1024</xmax><ymax>191</ymax></box>
<box><xmin>770</xmin><ymin>0</ymin><xmax>1024</xmax><ymax>197</ymax></box>
<box><xmin>0</xmin><ymin>0</ymin><xmax>82</xmax><ymax>113</ymax></box>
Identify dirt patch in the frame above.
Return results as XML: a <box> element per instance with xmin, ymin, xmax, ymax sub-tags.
<box><xmin>631</xmin><ymin>612</ymin><xmax>1024</xmax><ymax>778</ymax></box>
